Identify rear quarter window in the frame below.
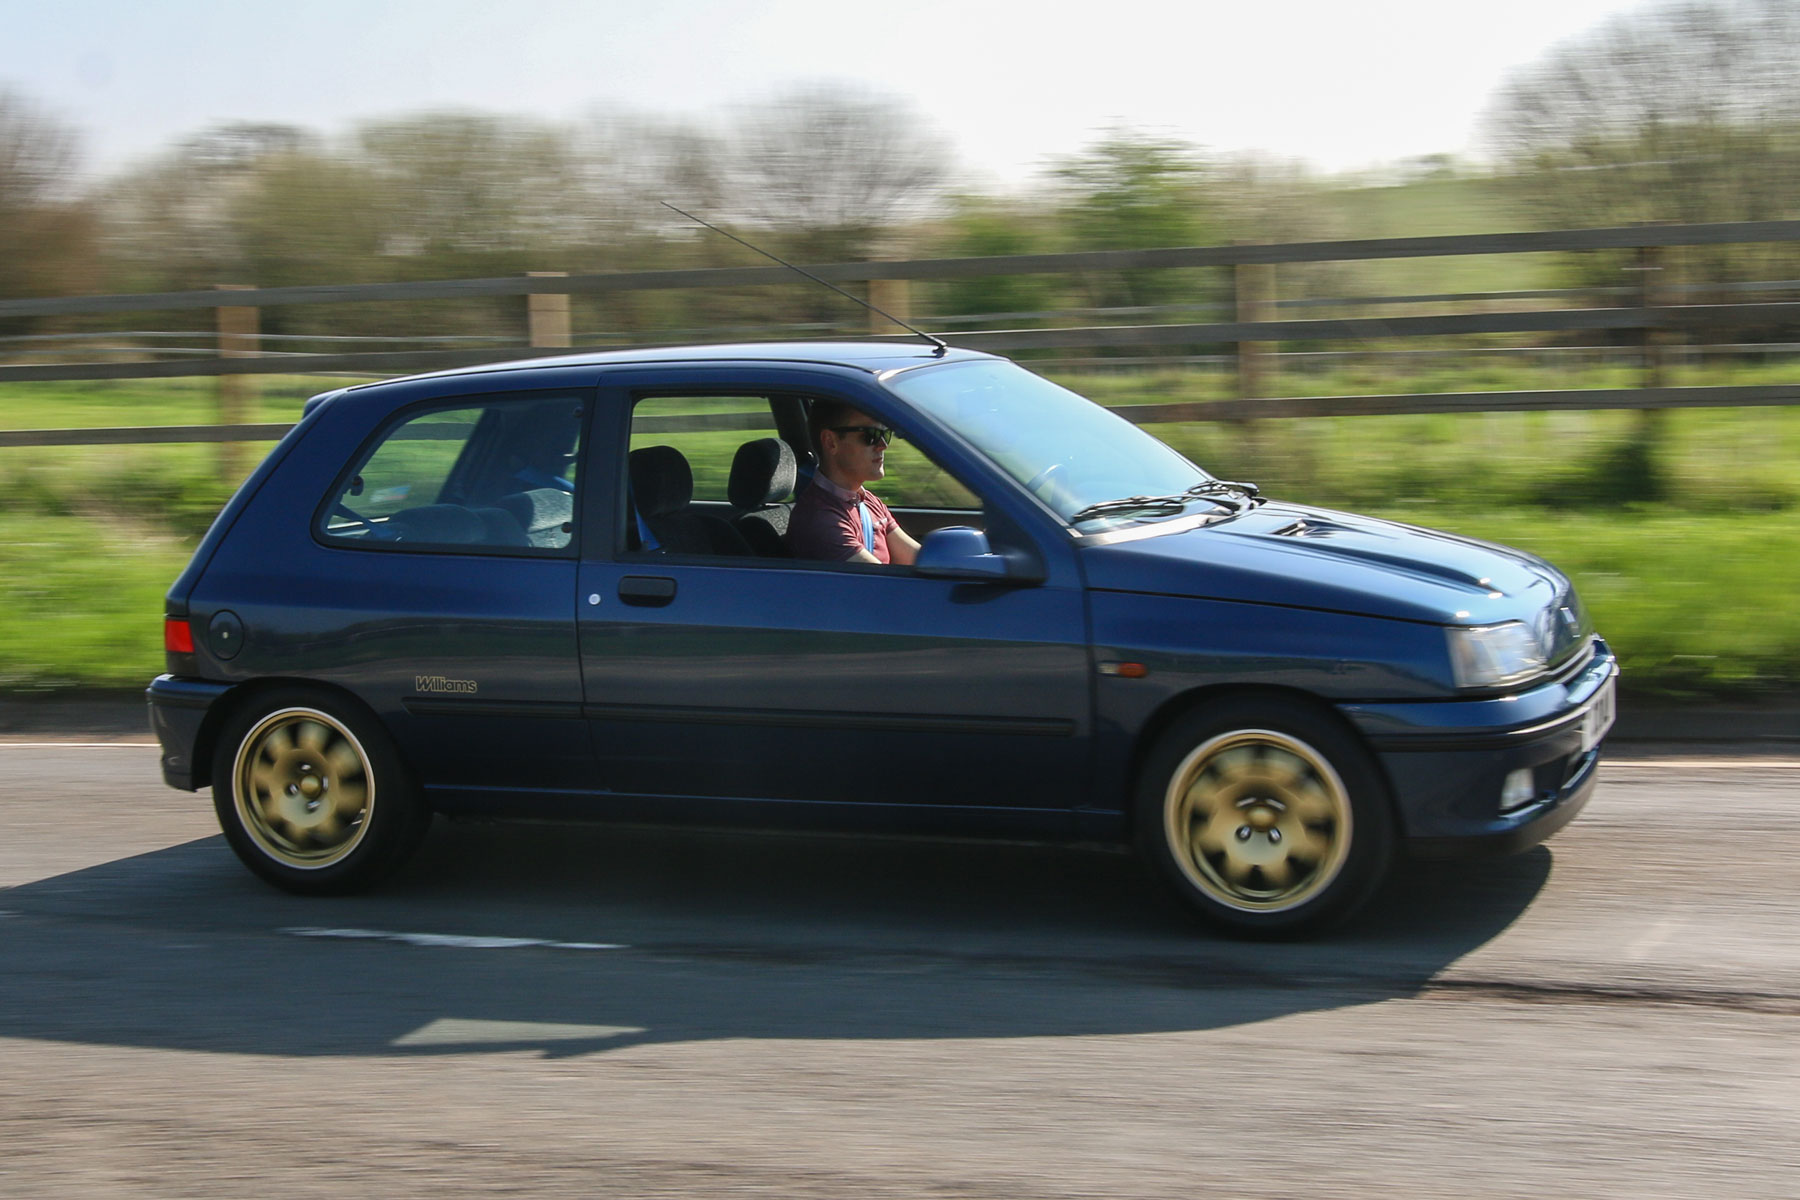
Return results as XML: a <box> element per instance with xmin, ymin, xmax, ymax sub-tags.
<box><xmin>318</xmin><ymin>394</ymin><xmax>585</xmax><ymax>552</ymax></box>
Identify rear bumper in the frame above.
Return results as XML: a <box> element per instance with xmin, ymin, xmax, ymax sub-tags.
<box><xmin>146</xmin><ymin>674</ymin><xmax>231</xmax><ymax>791</ymax></box>
<box><xmin>1342</xmin><ymin>642</ymin><xmax>1618</xmax><ymax>857</ymax></box>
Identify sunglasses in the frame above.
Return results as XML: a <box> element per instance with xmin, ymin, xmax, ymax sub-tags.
<box><xmin>830</xmin><ymin>425</ymin><xmax>895</xmax><ymax>447</ymax></box>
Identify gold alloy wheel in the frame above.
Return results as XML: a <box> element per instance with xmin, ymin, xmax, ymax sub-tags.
<box><xmin>1163</xmin><ymin>728</ymin><xmax>1353</xmax><ymax>913</ymax></box>
<box><xmin>232</xmin><ymin>707</ymin><xmax>375</xmax><ymax>869</ymax></box>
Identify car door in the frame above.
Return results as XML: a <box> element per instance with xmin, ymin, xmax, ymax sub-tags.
<box><xmin>575</xmin><ymin>371</ymin><xmax>1093</xmax><ymax>825</ymax></box>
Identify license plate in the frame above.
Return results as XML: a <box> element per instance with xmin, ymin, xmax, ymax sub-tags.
<box><xmin>1580</xmin><ymin>673</ymin><xmax>1617</xmax><ymax>753</ymax></box>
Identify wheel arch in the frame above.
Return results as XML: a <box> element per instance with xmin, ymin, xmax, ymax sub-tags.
<box><xmin>191</xmin><ymin>677</ymin><xmax>395</xmax><ymax>793</ymax></box>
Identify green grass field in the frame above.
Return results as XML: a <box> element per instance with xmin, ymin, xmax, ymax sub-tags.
<box><xmin>1315</xmin><ymin>174</ymin><xmax>1567</xmax><ymax>299</ymax></box>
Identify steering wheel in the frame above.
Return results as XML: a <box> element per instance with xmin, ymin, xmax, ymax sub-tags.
<box><xmin>1022</xmin><ymin>462</ymin><xmax>1064</xmax><ymax>499</ymax></box>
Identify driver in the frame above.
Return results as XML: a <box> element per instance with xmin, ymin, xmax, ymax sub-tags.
<box><xmin>786</xmin><ymin>400</ymin><xmax>920</xmax><ymax>565</ymax></box>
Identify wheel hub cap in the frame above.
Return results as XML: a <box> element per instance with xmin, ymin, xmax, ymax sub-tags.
<box><xmin>1164</xmin><ymin>730</ymin><xmax>1353</xmax><ymax>913</ymax></box>
<box><xmin>233</xmin><ymin>708</ymin><xmax>374</xmax><ymax>869</ymax></box>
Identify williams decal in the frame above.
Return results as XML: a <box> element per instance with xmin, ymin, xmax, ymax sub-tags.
<box><xmin>415</xmin><ymin>675</ymin><xmax>478</xmax><ymax>694</ymax></box>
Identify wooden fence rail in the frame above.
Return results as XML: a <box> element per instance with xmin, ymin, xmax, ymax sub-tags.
<box><xmin>4</xmin><ymin>300</ymin><xmax>1798</xmax><ymax>387</ymax></box>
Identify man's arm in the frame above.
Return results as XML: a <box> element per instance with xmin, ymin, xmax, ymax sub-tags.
<box><xmin>887</xmin><ymin>525</ymin><xmax>920</xmax><ymax>566</ymax></box>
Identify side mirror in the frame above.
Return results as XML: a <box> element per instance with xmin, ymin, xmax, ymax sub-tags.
<box><xmin>914</xmin><ymin>527</ymin><xmax>1014</xmax><ymax>580</ymax></box>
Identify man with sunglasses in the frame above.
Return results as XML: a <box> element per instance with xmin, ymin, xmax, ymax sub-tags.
<box><xmin>786</xmin><ymin>400</ymin><xmax>921</xmax><ymax>565</ymax></box>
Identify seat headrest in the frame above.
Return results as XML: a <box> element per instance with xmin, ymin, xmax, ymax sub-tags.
<box><xmin>728</xmin><ymin>438</ymin><xmax>797</xmax><ymax>509</ymax></box>
<box><xmin>628</xmin><ymin>445</ymin><xmax>693</xmax><ymax>517</ymax></box>
<box><xmin>496</xmin><ymin>487</ymin><xmax>572</xmax><ymax>533</ymax></box>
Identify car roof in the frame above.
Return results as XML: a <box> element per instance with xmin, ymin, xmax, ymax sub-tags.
<box><xmin>299</xmin><ymin>341</ymin><xmax>1003</xmax><ymax>418</ymax></box>
<box><xmin>349</xmin><ymin>340</ymin><xmax>998</xmax><ymax>389</ymax></box>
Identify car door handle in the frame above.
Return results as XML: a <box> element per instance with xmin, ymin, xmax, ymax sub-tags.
<box><xmin>618</xmin><ymin>575</ymin><xmax>677</xmax><ymax>606</ymax></box>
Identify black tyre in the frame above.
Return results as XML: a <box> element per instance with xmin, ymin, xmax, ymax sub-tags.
<box><xmin>211</xmin><ymin>687</ymin><xmax>429</xmax><ymax>894</ymax></box>
<box><xmin>1134</xmin><ymin>698</ymin><xmax>1394</xmax><ymax>938</ymax></box>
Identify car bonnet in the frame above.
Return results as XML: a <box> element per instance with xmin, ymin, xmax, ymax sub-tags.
<box><xmin>1077</xmin><ymin>500</ymin><xmax>1572</xmax><ymax>629</ymax></box>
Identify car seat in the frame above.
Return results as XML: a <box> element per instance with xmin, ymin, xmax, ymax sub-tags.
<box><xmin>627</xmin><ymin>445</ymin><xmax>752</xmax><ymax>556</ymax></box>
<box><xmin>727</xmin><ymin>437</ymin><xmax>797</xmax><ymax>556</ymax></box>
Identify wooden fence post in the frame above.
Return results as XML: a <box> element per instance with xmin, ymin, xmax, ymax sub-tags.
<box><xmin>1638</xmin><ymin>242</ymin><xmax>1667</xmax><ymax>390</ymax></box>
<box><xmin>1235</xmin><ymin>257</ymin><xmax>1275</xmax><ymax>401</ymax></box>
<box><xmin>1635</xmin><ymin>241</ymin><xmax>1670</xmax><ymax>454</ymax></box>
<box><xmin>214</xmin><ymin>284</ymin><xmax>260</xmax><ymax>486</ymax></box>
<box><xmin>867</xmin><ymin>271</ymin><xmax>912</xmax><ymax>337</ymax></box>
<box><xmin>527</xmin><ymin>272</ymin><xmax>571</xmax><ymax>348</ymax></box>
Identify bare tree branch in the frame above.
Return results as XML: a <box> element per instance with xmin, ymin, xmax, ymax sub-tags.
<box><xmin>720</xmin><ymin>85</ymin><xmax>952</xmax><ymax>259</ymax></box>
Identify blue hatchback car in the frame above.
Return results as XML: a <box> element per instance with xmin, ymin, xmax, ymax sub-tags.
<box><xmin>148</xmin><ymin>343</ymin><xmax>1616</xmax><ymax>936</ymax></box>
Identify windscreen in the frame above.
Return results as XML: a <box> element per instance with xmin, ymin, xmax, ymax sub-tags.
<box><xmin>885</xmin><ymin>359</ymin><xmax>1211</xmax><ymax>528</ymax></box>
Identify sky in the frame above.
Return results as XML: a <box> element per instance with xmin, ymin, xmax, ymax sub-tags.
<box><xmin>2</xmin><ymin>0</ymin><xmax>1654</xmax><ymax>186</ymax></box>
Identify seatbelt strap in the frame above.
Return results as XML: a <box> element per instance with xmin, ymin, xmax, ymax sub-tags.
<box><xmin>636</xmin><ymin>509</ymin><xmax>659</xmax><ymax>551</ymax></box>
<box><xmin>628</xmin><ymin>484</ymin><xmax>659</xmax><ymax>551</ymax></box>
<box><xmin>858</xmin><ymin>501</ymin><xmax>874</xmax><ymax>553</ymax></box>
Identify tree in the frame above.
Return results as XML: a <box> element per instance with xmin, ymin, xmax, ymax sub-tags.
<box><xmin>96</xmin><ymin>122</ymin><xmax>318</xmax><ymax>297</ymax></box>
<box><xmin>719</xmin><ymin>85</ymin><xmax>953</xmax><ymax>264</ymax></box>
<box><xmin>931</xmin><ymin>194</ymin><xmax>1060</xmax><ymax>321</ymax></box>
<box><xmin>0</xmin><ymin>89</ymin><xmax>97</xmax><ymax>331</ymax></box>
<box><xmin>355</xmin><ymin>112</ymin><xmax>590</xmax><ymax>277</ymax></box>
<box><xmin>579</xmin><ymin>109</ymin><xmax>727</xmax><ymax>247</ymax></box>
<box><xmin>1484</xmin><ymin>0</ymin><xmax>1800</xmax><ymax>238</ymax></box>
<box><xmin>1478</xmin><ymin>1</ymin><xmax>1800</xmax><ymax>499</ymax></box>
<box><xmin>1050</xmin><ymin>130</ymin><xmax>1215</xmax><ymax>310</ymax></box>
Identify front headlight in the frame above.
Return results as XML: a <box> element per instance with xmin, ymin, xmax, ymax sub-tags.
<box><xmin>1447</xmin><ymin>621</ymin><xmax>1548</xmax><ymax>689</ymax></box>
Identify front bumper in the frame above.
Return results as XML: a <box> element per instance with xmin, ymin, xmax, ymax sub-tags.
<box><xmin>1342</xmin><ymin>640</ymin><xmax>1618</xmax><ymax>857</ymax></box>
<box><xmin>146</xmin><ymin>674</ymin><xmax>232</xmax><ymax>791</ymax></box>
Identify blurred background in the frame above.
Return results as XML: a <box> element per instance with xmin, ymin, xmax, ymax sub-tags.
<box><xmin>1</xmin><ymin>0</ymin><xmax>1797</xmax><ymax>701</ymax></box>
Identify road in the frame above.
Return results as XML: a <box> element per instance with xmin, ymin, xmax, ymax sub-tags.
<box><xmin>1</xmin><ymin>740</ymin><xmax>1796</xmax><ymax>1198</ymax></box>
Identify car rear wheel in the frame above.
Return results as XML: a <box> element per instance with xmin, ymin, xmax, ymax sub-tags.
<box><xmin>1135</xmin><ymin>699</ymin><xmax>1393</xmax><ymax>937</ymax></box>
<box><xmin>211</xmin><ymin>688</ymin><xmax>428</xmax><ymax>894</ymax></box>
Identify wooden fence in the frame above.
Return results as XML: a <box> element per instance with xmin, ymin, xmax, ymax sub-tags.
<box><xmin>4</xmin><ymin>218</ymin><xmax>1800</xmax><ymax>461</ymax></box>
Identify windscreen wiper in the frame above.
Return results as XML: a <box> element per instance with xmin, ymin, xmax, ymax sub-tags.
<box><xmin>1181</xmin><ymin>479</ymin><xmax>1261</xmax><ymax>512</ymax></box>
<box><xmin>1068</xmin><ymin>479</ymin><xmax>1261</xmax><ymax>526</ymax></box>
<box><xmin>1067</xmin><ymin>494</ymin><xmax>1189</xmax><ymax>525</ymax></box>
<box><xmin>1187</xmin><ymin>479</ymin><xmax>1259</xmax><ymax>499</ymax></box>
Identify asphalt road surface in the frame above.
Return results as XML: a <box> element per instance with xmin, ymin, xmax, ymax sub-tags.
<box><xmin>1</xmin><ymin>739</ymin><xmax>1796</xmax><ymax>1198</ymax></box>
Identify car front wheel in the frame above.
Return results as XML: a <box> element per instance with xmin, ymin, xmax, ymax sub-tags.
<box><xmin>211</xmin><ymin>688</ymin><xmax>428</xmax><ymax>894</ymax></box>
<box><xmin>1135</xmin><ymin>699</ymin><xmax>1393</xmax><ymax>937</ymax></box>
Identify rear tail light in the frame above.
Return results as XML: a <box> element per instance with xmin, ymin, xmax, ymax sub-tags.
<box><xmin>164</xmin><ymin>617</ymin><xmax>195</xmax><ymax>655</ymax></box>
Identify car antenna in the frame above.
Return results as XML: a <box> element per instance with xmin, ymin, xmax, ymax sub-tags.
<box><xmin>661</xmin><ymin>201</ymin><xmax>949</xmax><ymax>357</ymax></box>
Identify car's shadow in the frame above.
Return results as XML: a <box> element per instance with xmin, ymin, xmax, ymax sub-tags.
<box><xmin>0</xmin><ymin>818</ymin><xmax>1551</xmax><ymax>1058</ymax></box>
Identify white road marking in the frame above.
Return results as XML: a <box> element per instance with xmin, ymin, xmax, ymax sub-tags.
<box><xmin>284</xmin><ymin>926</ymin><xmax>627</xmax><ymax>951</ymax></box>
<box><xmin>1603</xmin><ymin>758</ymin><xmax>1800</xmax><ymax>770</ymax></box>
<box><xmin>1625</xmin><ymin>912</ymin><xmax>1687</xmax><ymax>962</ymax></box>
<box><xmin>0</xmin><ymin>742</ymin><xmax>160</xmax><ymax>749</ymax></box>
<box><xmin>394</xmin><ymin>1018</ymin><xmax>644</xmax><ymax>1047</ymax></box>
